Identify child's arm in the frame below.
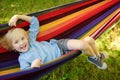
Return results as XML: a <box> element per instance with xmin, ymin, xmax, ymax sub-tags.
<box><xmin>9</xmin><ymin>14</ymin><xmax>39</xmax><ymax>41</ymax></box>
<box><xmin>8</xmin><ymin>15</ymin><xmax>32</xmax><ymax>27</ymax></box>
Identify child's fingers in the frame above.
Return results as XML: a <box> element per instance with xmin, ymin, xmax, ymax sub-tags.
<box><xmin>8</xmin><ymin>20</ymin><xmax>16</xmax><ymax>26</ymax></box>
<box><xmin>8</xmin><ymin>20</ymin><xmax>16</xmax><ymax>27</ymax></box>
<box><xmin>8</xmin><ymin>15</ymin><xmax>18</xmax><ymax>27</ymax></box>
<box><xmin>31</xmin><ymin>59</ymin><xmax>42</xmax><ymax>68</ymax></box>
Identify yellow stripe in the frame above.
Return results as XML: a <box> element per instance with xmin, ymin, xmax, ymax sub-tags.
<box><xmin>0</xmin><ymin>68</ymin><xmax>20</xmax><ymax>76</ymax></box>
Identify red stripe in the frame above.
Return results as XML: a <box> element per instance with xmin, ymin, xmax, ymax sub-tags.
<box><xmin>16</xmin><ymin>0</ymin><xmax>97</xmax><ymax>28</ymax></box>
<box><xmin>37</xmin><ymin>0</ymin><xmax>97</xmax><ymax>21</ymax></box>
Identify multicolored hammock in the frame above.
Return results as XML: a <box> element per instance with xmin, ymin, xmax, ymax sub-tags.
<box><xmin>0</xmin><ymin>0</ymin><xmax>120</xmax><ymax>80</ymax></box>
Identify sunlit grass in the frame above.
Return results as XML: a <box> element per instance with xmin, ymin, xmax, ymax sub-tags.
<box><xmin>97</xmin><ymin>20</ymin><xmax>120</xmax><ymax>50</ymax></box>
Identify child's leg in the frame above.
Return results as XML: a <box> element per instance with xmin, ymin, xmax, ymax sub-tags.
<box><xmin>67</xmin><ymin>38</ymin><xmax>96</xmax><ymax>57</ymax></box>
<box><xmin>66</xmin><ymin>37</ymin><xmax>107</xmax><ymax>69</ymax></box>
<box><xmin>83</xmin><ymin>37</ymin><xmax>106</xmax><ymax>59</ymax></box>
<box><xmin>83</xmin><ymin>36</ymin><xmax>100</xmax><ymax>58</ymax></box>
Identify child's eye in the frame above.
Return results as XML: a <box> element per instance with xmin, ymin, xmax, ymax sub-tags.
<box><xmin>14</xmin><ymin>40</ymin><xmax>18</xmax><ymax>44</ymax></box>
<box><xmin>21</xmin><ymin>37</ymin><xmax>25</xmax><ymax>40</ymax></box>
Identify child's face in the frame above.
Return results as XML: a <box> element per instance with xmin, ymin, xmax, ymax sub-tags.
<box><xmin>12</xmin><ymin>34</ymin><xmax>29</xmax><ymax>52</ymax></box>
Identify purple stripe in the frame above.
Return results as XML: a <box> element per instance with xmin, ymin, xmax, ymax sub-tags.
<box><xmin>0</xmin><ymin>60</ymin><xmax>18</xmax><ymax>68</ymax></box>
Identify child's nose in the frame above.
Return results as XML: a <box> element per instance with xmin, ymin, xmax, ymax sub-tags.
<box><xmin>20</xmin><ymin>41</ymin><xmax>24</xmax><ymax>45</ymax></box>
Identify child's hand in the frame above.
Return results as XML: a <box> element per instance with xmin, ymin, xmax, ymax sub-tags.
<box><xmin>8</xmin><ymin>15</ymin><xmax>19</xmax><ymax>27</ymax></box>
<box><xmin>31</xmin><ymin>59</ymin><xmax>42</xmax><ymax>68</ymax></box>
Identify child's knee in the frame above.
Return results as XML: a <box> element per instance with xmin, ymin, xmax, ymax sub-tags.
<box><xmin>79</xmin><ymin>40</ymin><xmax>89</xmax><ymax>51</ymax></box>
<box><xmin>83</xmin><ymin>36</ymin><xmax>95</xmax><ymax>45</ymax></box>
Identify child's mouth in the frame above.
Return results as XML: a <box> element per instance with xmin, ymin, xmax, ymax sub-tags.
<box><xmin>20</xmin><ymin>44</ymin><xmax>27</xmax><ymax>50</ymax></box>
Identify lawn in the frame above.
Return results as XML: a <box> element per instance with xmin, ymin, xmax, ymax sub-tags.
<box><xmin>0</xmin><ymin>0</ymin><xmax>120</xmax><ymax>80</ymax></box>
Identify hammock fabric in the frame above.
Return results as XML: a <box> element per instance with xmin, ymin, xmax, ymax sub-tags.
<box><xmin>0</xmin><ymin>0</ymin><xmax>120</xmax><ymax>80</ymax></box>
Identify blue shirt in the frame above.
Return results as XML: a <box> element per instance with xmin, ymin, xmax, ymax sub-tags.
<box><xmin>18</xmin><ymin>17</ymin><xmax>62</xmax><ymax>70</ymax></box>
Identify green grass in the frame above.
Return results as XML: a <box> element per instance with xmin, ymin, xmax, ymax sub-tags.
<box><xmin>0</xmin><ymin>0</ymin><xmax>120</xmax><ymax>80</ymax></box>
<box><xmin>0</xmin><ymin>0</ymin><xmax>75</xmax><ymax>24</ymax></box>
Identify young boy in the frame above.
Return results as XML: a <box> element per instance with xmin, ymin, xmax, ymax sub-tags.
<box><xmin>0</xmin><ymin>15</ymin><xmax>107</xmax><ymax>70</ymax></box>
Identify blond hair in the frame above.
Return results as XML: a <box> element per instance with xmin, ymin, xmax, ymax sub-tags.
<box><xmin>0</xmin><ymin>28</ymin><xmax>28</xmax><ymax>51</ymax></box>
